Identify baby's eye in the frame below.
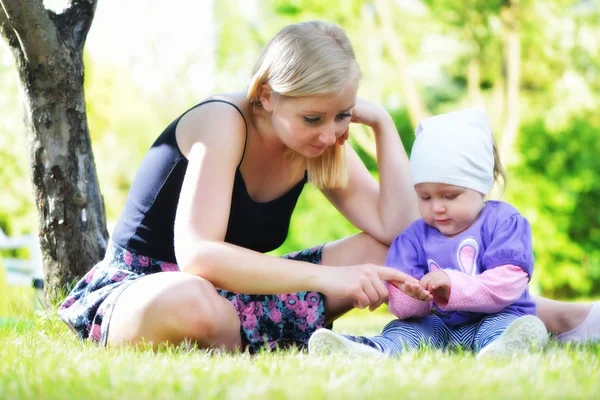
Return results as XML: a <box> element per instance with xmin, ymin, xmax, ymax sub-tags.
<box><xmin>336</xmin><ymin>112</ymin><xmax>352</xmax><ymax>121</ymax></box>
<box><xmin>303</xmin><ymin>116</ymin><xmax>320</xmax><ymax>125</ymax></box>
<box><xmin>445</xmin><ymin>194</ymin><xmax>458</xmax><ymax>200</ymax></box>
<box><xmin>420</xmin><ymin>196</ymin><xmax>431</xmax><ymax>201</ymax></box>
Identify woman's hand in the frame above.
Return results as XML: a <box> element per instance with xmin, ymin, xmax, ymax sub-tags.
<box><xmin>337</xmin><ymin>97</ymin><xmax>393</xmax><ymax>146</ymax></box>
<box><xmin>350</xmin><ymin>97</ymin><xmax>393</xmax><ymax>130</ymax></box>
<box><xmin>317</xmin><ymin>264</ymin><xmax>430</xmax><ymax>311</ymax></box>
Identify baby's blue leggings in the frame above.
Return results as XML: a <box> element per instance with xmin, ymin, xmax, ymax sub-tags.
<box><xmin>350</xmin><ymin>312</ymin><xmax>523</xmax><ymax>355</ymax></box>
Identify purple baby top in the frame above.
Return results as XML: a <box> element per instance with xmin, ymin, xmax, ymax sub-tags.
<box><xmin>386</xmin><ymin>200</ymin><xmax>536</xmax><ymax>326</ymax></box>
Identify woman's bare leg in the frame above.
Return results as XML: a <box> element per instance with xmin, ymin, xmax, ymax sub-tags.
<box><xmin>534</xmin><ymin>295</ymin><xmax>593</xmax><ymax>335</ymax></box>
<box><xmin>320</xmin><ymin>232</ymin><xmax>389</xmax><ymax>325</ymax></box>
<box><xmin>107</xmin><ymin>272</ymin><xmax>242</xmax><ymax>350</ymax></box>
<box><xmin>106</xmin><ymin>233</ymin><xmax>388</xmax><ymax>349</ymax></box>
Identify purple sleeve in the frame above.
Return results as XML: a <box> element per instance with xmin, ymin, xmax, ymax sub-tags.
<box><xmin>385</xmin><ymin>225</ymin><xmax>427</xmax><ymax>279</ymax></box>
<box><xmin>386</xmin><ymin>225</ymin><xmax>431</xmax><ymax>319</ymax></box>
<box><xmin>482</xmin><ymin>214</ymin><xmax>534</xmax><ymax>278</ymax></box>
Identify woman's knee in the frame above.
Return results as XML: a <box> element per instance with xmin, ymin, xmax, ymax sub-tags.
<box><xmin>171</xmin><ymin>278</ymin><xmax>241</xmax><ymax>348</ymax></box>
<box><xmin>356</xmin><ymin>232</ymin><xmax>390</xmax><ymax>262</ymax></box>
<box><xmin>322</xmin><ymin>232</ymin><xmax>389</xmax><ymax>266</ymax></box>
<box><xmin>108</xmin><ymin>273</ymin><xmax>240</xmax><ymax>349</ymax></box>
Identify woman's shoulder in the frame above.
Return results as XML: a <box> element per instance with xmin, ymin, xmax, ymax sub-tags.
<box><xmin>176</xmin><ymin>92</ymin><xmax>250</xmax><ymax>158</ymax></box>
<box><xmin>184</xmin><ymin>92</ymin><xmax>250</xmax><ymax>123</ymax></box>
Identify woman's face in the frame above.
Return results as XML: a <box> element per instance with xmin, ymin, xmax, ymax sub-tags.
<box><xmin>267</xmin><ymin>79</ymin><xmax>358</xmax><ymax>158</ymax></box>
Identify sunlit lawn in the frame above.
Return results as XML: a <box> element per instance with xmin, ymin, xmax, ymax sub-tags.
<box><xmin>1</xmin><ymin>269</ymin><xmax>599</xmax><ymax>400</ymax></box>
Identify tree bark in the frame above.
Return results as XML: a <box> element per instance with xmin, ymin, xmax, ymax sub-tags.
<box><xmin>499</xmin><ymin>0</ymin><xmax>521</xmax><ymax>166</ymax></box>
<box><xmin>0</xmin><ymin>0</ymin><xmax>107</xmax><ymax>303</ymax></box>
<box><xmin>373</xmin><ymin>0</ymin><xmax>430</xmax><ymax>128</ymax></box>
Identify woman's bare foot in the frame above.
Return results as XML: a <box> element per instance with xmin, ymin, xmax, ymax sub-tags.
<box><xmin>535</xmin><ymin>296</ymin><xmax>599</xmax><ymax>342</ymax></box>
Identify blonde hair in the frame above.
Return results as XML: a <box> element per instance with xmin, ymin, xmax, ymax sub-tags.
<box><xmin>247</xmin><ymin>21</ymin><xmax>361</xmax><ymax>189</ymax></box>
<box><xmin>492</xmin><ymin>136</ymin><xmax>507</xmax><ymax>194</ymax></box>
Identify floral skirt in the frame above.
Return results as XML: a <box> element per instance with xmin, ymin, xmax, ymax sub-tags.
<box><xmin>58</xmin><ymin>240</ymin><xmax>326</xmax><ymax>353</ymax></box>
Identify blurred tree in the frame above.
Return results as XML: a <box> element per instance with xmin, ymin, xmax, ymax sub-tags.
<box><xmin>0</xmin><ymin>0</ymin><xmax>107</xmax><ymax>301</ymax></box>
<box><xmin>420</xmin><ymin>0</ymin><xmax>525</xmax><ymax>164</ymax></box>
<box><xmin>513</xmin><ymin>115</ymin><xmax>600</xmax><ymax>297</ymax></box>
<box><xmin>373</xmin><ymin>0</ymin><xmax>430</xmax><ymax>127</ymax></box>
<box><xmin>497</xmin><ymin>0</ymin><xmax>522</xmax><ymax>165</ymax></box>
<box><xmin>422</xmin><ymin>0</ymin><xmax>502</xmax><ymax>113</ymax></box>
<box><xmin>0</xmin><ymin>45</ymin><xmax>36</xmax><ymax>238</ymax></box>
<box><xmin>83</xmin><ymin>57</ymin><xmax>174</xmax><ymax>223</ymax></box>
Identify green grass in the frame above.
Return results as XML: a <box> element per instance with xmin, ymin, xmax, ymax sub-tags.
<box><xmin>1</xmin><ymin>272</ymin><xmax>599</xmax><ymax>400</ymax></box>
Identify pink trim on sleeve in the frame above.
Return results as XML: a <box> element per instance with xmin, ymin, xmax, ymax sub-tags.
<box><xmin>435</xmin><ymin>265</ymin><xmax>528</xmax><ymax>313</ymax></box>
<box><xmin>388</xmin><ymin>284</ymin><xmax>432</xmax><ymax>319</ymax></box>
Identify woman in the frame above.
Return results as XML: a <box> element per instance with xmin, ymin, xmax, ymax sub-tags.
<box><xmin>58</xmin><ymin>21</ymin><xmax>598</xmax><ymax>352</ymax></box>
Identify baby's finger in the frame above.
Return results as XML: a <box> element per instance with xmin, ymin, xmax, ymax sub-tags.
<box><xmin>418</xmin><ymin>289</ymin><xmax>433</xmax><ymax>301</ymax></box>
<box><xmin>407</xmin><ymin>283</ymin><xmax>426</xmax><ymax>300</ymax></box>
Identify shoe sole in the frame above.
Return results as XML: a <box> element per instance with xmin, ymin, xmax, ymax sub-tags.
<box><xmin>477</xmin><ymin>315</ymin><xmax>548</xmax><ymax>359</ymax></box>
<box><xmin>308</xmin><ymin>329</ymin><xmax>385</xmax><ymax>358</ymax></box>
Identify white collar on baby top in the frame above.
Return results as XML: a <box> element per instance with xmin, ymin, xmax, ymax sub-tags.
<box><xmin>410</xmin><ymin>107</ymin><xmax>494</xmax><ymax>196</ymax></box>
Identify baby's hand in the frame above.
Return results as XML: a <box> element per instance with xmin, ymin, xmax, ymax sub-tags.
<box><xmin>390</xmin><ymin>279</ymin><xmax>433</xmax><ymax>302</ymax></box>
<box><xmin>420</xmin><ymin>271</ymin><xmax>451</xmax><ymax>302</ymax></box>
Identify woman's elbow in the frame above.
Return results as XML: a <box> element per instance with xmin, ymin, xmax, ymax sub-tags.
<box><xmin>380</xmin><ymin>216</ymin><xmax>417</xmax><ymax>245</ymax></box>
<box><xmin>371</xmin><ymin>228</ymin><xmax>398</xmax><ymax>247</ymax></box>
<box><xmin>174</xmin><ymin>239</ymin><xmax>216</xmax><ymax>278</ymax></box>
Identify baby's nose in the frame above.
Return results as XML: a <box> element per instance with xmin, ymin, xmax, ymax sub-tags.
<box><xmin>432</xmin><ymin>201</ymin><xmax>445</xmax><ymax>213</ymax></box>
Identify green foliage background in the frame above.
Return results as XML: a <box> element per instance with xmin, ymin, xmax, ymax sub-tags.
<box><xmin>1</xmin><ymin>0</ymin><xmax>599</xmax><ymax>299</ymax></box>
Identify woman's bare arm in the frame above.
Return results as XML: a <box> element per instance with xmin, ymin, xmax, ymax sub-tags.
<box><xmin>173</xmin><ymin>101</ymin><xmax>418</xmax><ymax>304</ymax></box>
<box><xmin>324</xmin><ymin>98</ymin><xmax>420</xmax><ymax>245</ymax></box>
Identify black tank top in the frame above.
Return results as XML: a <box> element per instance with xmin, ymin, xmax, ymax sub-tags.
<box><xmin>111</xmin><ymin>100</ymin><xmax>307</xmax><ymax>263</ymax></box>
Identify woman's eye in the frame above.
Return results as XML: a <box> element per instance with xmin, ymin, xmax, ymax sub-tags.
<box><xmin>303</xmin><ymin>116</ymin><xmax>320</xmax><ymax>125</ymax></box>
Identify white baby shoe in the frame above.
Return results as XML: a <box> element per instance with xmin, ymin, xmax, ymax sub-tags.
<box><xmin>308</xmin><ymin>328</ymin><xmax>386</xmax><ymax>358</ymax></box>
<box><xmin>478</xmin><ymin>315</ymin><xmax>548</xmax><ymax>358</ymax></box>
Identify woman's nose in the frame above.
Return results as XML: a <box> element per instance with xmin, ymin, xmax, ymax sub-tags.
<box><xmin>319</xmin><ymin>124</ymin><xmax>337</xmax><ymax>146</ymax></box>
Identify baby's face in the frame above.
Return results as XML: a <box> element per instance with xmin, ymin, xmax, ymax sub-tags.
<box><xmin>415</xmin><ymin>183</ymin><xmax>485</xmax><ymax>237</ymax></box>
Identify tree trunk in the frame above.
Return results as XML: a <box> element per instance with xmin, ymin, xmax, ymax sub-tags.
<box><xmin>373</xmin><ymin>0</ymin><xmax>430</xmax><ymax>128</ymax></box>
<box><xmin>0</xmin><ymin>0</ymin><xmax>107</xmax><ymax>303</ymax></box>
<box><xmin>467</xmin><ymin>57</ymin><xmax>483</xmax><ymax>106</ymax></box>
<box><xmin>499</xmin><ymin>0</ymin><xmax>521</xmax><ymax>166</ymax></box>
